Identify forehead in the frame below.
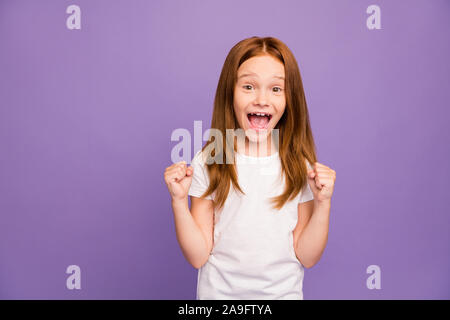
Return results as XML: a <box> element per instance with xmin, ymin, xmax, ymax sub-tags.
<box><xmin>237</xmin><ymin>55</ymin><xmax>285</xmax><ymax>80</ymax></box>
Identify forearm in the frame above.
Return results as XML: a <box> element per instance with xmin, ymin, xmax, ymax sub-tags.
<box><xmin>171</xmin><ymin>199</ymin><xmax>209</xmax><ymax>269</ymax></box>
<box><xmin>295</xmin><ymin>199</ymin><xmax>331</xmax><ymax>268</ymax></box>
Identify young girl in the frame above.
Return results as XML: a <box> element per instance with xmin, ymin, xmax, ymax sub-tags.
<box><xmin>164</xmin><ymin>36</ymin><xmax>336</xmax><ymax>300</ymax></box>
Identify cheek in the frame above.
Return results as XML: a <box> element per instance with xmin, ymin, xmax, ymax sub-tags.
<box><xmin>275</xmin><ymin>100</ymin><xmax>286</xmax><ymax>114</ymax></box>
<box><xmin>273</xmin><ymin>105</ymin><xmax>286</xmax><ymax>123</ymax></box>
<box><xmin>233</xmin><ymin>93</ymin><xmax>249</xmax><ymax>116</ymax></box>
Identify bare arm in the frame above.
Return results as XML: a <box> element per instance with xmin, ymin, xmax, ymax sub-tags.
<box><xmin>171</xmin><ymin>197</ymin><xmax>214</xmax><ymax>269</ymax></box>
<box><xmin>293</xmin><ymin>199</ymin><xmax>331</xmax><ymax>268</ymax></box>
<box><xmin>165</xmin><ymin>161</ymin><xmax>214</xmax><ymax>269</ymax></box>
<box><xmin>294</xmin><ymin>161</ymin><xmax>336</xmax><ymax>268</ymax></box>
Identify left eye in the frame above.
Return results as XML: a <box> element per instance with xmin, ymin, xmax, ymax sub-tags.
<box><xmin>273</xmin><ymin>87</ymin><xmax>282</xmax><ymax>92</ymax></box>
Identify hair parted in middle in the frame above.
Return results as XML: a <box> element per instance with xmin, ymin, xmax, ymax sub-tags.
<box><xmin>198</xmin><ymin>36</ymin><xmax>318</xmax><ymax>211</ymax></box>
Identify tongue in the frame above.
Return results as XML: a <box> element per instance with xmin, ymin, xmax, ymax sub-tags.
<box><xmin>249</xmin><ymin>115</ymin><xmax>269</xmax><ymax>129</ymax></box>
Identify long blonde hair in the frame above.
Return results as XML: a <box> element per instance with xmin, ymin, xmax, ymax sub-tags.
<box><xmin>198</xmin><ymin>36</ymin><xmax>318</xmax><ymax>211</ymax></box>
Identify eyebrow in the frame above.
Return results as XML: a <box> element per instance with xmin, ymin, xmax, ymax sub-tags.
<box><xmin>237</xmin><ymin>72</ymin><xmax>285</xmax><ymax>80</ymax></box>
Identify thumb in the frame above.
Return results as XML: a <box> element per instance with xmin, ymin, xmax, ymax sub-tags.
<box><xmin>186</xmin><ymin>166</ymin><xmax>194</xmax><ymax>176</ymax></box>
<box><xmin>307</xmin><ymin>170</ymin><xmax>320</xmax><ymax>193</ymax></box>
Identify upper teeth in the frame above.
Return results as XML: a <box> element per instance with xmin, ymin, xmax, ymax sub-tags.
<box><xmin>250</xmin><ymin>113</ymin><xmax>270</xmax><ymax>117</ymax></box>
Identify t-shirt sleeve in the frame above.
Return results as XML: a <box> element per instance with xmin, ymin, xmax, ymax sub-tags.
<box><xmin>188</xmin><ymin>150</ymin><xmax>213</xmax><ymax>200</ymax></box>
<box><xmin>299</xmin><ymin>159</ymin><xmax>314</xmax><ymax>203</ymax></box>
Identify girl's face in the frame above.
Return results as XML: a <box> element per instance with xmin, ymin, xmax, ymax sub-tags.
<box><xmin>233</xmin><ymin>54</ymin><xmax>286</xmax><ymax>144</ymax></box>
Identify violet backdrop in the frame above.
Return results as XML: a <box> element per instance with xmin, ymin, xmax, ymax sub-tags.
<box><xmin>0</xmin><ymin>0</ymin><xmax>449</xmax><ymax>299</ymax></box>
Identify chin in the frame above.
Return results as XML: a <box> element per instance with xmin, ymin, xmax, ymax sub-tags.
<box><xmin>245</xmin><ymin>127</ymin><xmax>271</xmax><ymax>144</ymax></box>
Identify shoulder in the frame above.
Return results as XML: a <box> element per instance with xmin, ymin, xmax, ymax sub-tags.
<box><xmin>190</xmin><ymin>150</ymin><xmax>211</xmax><ymax>180</ymax></box>
<box><xmin>305</xmin><ymin>158</ymin><xmax>314</xmax><ymax>170</ymax></box>
<box><xmin>191</xmin><ymin>149</ymin><xmax>208</xmax><ymax>167</ymax></box>
<box><xmin>188</xmin><ymin>150</ymin><xmax>214</xmax><ymax>200</ymax></box>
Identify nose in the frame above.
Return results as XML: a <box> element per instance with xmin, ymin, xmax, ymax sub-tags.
<box><xmin>254</xmin><ymin>89</ymin><xmax>270</xmax><ymax>107</ymax></box>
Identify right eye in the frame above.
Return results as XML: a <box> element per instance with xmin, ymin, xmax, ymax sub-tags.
<box><xmin>243</xmin><ymin>85</ymin><xmax>253</xmax><ymax>90</ymax></box>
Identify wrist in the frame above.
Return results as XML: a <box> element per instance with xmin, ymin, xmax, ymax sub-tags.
<box><xmin>171</xmin><ymin>197</ymin><xmax>189</xmax><ymax>208</ymax></box>
<box><xmin>314</xmin><ymin>198</ymin><xmax>331</xmax><ymax>208</ymax></box>
<box><xmin>313</xmin><ymin>198</ymin><xmax>331</xmax><ymax>223</ymax></box>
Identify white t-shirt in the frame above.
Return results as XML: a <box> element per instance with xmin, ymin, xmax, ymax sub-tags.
<box><xmin>187</xmin><ymin>149</ymin><xmax>314</xmax><ymax>300</ymax></box>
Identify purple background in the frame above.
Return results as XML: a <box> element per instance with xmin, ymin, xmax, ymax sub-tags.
<box><xmin>1</xmin><ymin>0</ymin><xmax>449</xmax><ymax>299</ymax></box>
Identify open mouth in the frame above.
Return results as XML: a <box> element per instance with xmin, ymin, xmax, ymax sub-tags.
<box><xmin>247</xmin><ymin>112</ymin><xmax>272</xmax><ymax>130</ymax></box>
